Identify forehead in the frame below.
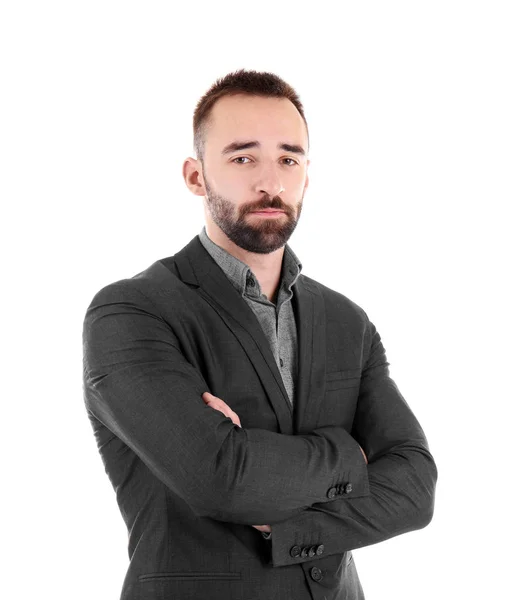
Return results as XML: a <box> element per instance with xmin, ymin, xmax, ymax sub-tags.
<box><xmin>207</xmin><ymin>94</ymin><xmax>308</xmax><ymax>150</ymax></box>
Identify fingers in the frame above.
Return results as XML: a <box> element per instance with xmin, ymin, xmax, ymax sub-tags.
<box><xmin>202</xmin><ymin>392</ymin><xmax>242</xmax><ymax>428</ymax></box>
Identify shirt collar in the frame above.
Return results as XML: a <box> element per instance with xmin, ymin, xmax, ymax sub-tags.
<box><xmin>198</xmin><ymin>225</ymin><xmax>303</xmax><ymax>298</ymax></box>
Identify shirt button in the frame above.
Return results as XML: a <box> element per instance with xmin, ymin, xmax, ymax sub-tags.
<box><xmin>280</xmin><ymin>358</ymin><xmax>284</xmax><ymax>367</ymax></box>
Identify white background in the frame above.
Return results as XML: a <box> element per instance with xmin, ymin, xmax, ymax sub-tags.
<box><xmin>2</xmin><ymin>1</ymin><xmax>516</xmax><ymax>598</ymax></box>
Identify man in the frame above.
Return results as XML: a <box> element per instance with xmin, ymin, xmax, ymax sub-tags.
<box><xmin>83</xmin><ymin>68</ymin><xmax>437</xmax><ymax>600</ymax></box>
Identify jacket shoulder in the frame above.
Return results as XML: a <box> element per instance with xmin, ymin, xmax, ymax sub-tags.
<box><xmin>300</xmin><ymin>274</ymin><xmax>369</xmax><ymax>325</ymax></box>
<box><xmin>83</xmin><ymin>257</ymin><xmax>182</xmax><ymax>314</ymax></box>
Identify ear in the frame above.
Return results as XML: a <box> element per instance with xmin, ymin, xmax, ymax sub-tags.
<box><xmin>182</xmin><ymin>157</ymin><xmax>206</xmax><ymax>197</ymax></box>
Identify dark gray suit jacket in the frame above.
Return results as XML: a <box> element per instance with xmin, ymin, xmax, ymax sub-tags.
<box><xmin>82</xmin><ymin>234</ymin><xmax>437</xmax><ymax>600</ymax></box>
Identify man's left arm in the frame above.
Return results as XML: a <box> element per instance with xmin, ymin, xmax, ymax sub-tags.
<box><xmin>267</xmin><ymin>317</ymin><xmax>438</xmax><ymax>567</ymax></box>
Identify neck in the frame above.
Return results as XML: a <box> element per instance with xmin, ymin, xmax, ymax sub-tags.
<box><xmin>205</xmin><ymin>221</ymin><xmax>284</xmax><ymax>303</ymax></box>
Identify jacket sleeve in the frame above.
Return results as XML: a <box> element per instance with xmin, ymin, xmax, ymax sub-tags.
<box><xmin>267</xmin><ymin>317</ymin><xmax>438</xmax><ymax>567</ymax></box>
<box><xmin>82</xmin><ymin>280</ymin><xmax>370</xmax><ymax>525</ymax></box>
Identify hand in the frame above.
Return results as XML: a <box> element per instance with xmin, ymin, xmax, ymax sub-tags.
<box><xmin>252</xmin><ymin>524</ymin><xmax>271</xmax><ymax>533</ymax></box>
<box><xmin>202</xmin><ymin>392</ymin><xmax>242</xmax><ymax>428</ymax></box>
<box><xmin>360</xmin><ymin>445</ymin><xmax>368</xmax><ymax>464</ymax></box>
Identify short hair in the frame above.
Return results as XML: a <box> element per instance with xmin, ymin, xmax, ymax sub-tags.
<box><xmin>192</xmin><ymin>68</ymin><xmax>309</xmax><ymax>163</ymax></box>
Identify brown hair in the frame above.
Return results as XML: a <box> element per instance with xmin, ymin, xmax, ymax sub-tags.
<box><xmin>193</xmin><ymin>68</ymin><xmax>309</xmax><ymax>163</ymax></box>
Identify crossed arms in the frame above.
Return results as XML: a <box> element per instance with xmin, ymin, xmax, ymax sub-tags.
<box><xmin>82</xmin><ymin>281</ymin><xmax>437</xmax><ymax>565</ymax></box>
<box><xmin>201</xmin><ymin>390</ymin><xmax>369</xmax><ymax>535</ymax></box>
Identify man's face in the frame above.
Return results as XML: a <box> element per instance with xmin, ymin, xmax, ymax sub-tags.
<box><xmin>200</xmin><ymin>94</ymin><xmax>310</xmax><ymax>254</ymax></box>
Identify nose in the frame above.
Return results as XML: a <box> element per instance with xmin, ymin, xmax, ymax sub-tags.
<box><xmin>254</xmin><ymin>163</ymin><xmax>285</xmax><ymax>197</ymax></box>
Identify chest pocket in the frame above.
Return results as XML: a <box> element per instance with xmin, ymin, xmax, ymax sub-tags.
<box><xmin>318</xmin><ymin>368</ymin><xmax>361</xmax><ymax>429</ymax></box>
<box><xmin>324</xmin><ymin>368</ymin><xmax>361</xmax><ymax>391</ymax></box>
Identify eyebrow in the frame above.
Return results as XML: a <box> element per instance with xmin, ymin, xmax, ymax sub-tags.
<box><xmin>221</xmin><ymin>140</ymin><xmax>306</xmax><ymax>156</ymax></box>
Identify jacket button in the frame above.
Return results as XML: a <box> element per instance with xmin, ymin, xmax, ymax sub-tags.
<box><xmin>316</xmin><ymin>544</ymin><xmax>325</xmax><ymax>555</ymax></box>
<box><xmin>308</xmin><ymin>546</ymin><xmax>316</xmax><ymax>557</ymax></box>
<box><xmin>301</xmin><ymin>546</ymin><xmax>309</xmax><ymax>558</ymax></box>
<box><xmin>327</xmin><ymin>487</ymin><xmax>337</xmax><ymax>499</ymax></box>
<box><xmin>290</xmin><ymin>545</ymin><xmax>301</xmax><ymax>558</ymax></box>
<box><xmin>310</xmin><ymin>567</ymin><xmax>323</xmax><ymax>582</ymax></box>
<box><xmin>345</xmin><ymin>482</ymin><xmax>353</xmax><ymax>494</ymax></box>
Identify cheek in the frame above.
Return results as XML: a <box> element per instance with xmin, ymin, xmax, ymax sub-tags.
<box><xmin>222</xmin><ymin>178</ymin><xmax>250</xmax><ymax>203</ymax></box>
<box><xmin>293</xmin><ymin>175</ymin><xmax>308</xmax><ymax>198</ymax></box>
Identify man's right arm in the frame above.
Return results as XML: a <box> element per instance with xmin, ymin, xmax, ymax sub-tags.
<box><xmin>82</xmin><ymin>280</ymin><xmax>369</xmax><ymax>525</ymax></box>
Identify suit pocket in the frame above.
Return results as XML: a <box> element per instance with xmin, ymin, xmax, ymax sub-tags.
<box><xmin>319</xmin><ymin>370</ymin><xmax>361</xmax><ymax>429</ymax></box>
<box><xmin>138</xmin><ymin>571</ymin><xmax>242</xmax><ymax>582</ymax></box>
<box><xmin>325</xmin><ymin>368</ymin><xmax>361</xmax><ymax>391</ymax></box>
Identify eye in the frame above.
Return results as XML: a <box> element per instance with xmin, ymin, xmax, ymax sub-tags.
<box><xmin>232</xmin><ymin>157</ymin><xmax>299</xmax><ymax>166</ymax></box>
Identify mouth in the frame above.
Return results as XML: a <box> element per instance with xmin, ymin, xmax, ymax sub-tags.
<box><xmin>249</xmin><ymin>209</ymin><xmax>286</xmax><ymax>216</ymax></box>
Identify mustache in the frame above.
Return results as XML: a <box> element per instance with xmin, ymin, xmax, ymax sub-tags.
<box><xmin>244</xmin><ymin>196</ymin><xmax>288</xmax><ymax>213</ymax></box>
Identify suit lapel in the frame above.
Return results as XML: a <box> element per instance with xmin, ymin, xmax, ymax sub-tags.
<box><xmin>164</xmin><ymin>235</ymin><xmax>327</xmax><ymax>436</ymax></box>
<box><xmin>292</xmin><ymin>273</ymin><xmax>327</xmax><ymax>435</ymax></box>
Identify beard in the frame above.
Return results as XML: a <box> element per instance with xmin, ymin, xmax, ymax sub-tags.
<box><xmin>203</xmin><ymin>175</ymin><xmax>304</xmax><ymax>255</ymax></box>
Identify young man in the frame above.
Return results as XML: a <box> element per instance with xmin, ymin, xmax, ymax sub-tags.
<box><xmin>83</xmin><ymin>68</ymin><xmax>437</xmax><ymax>600</ymax></box>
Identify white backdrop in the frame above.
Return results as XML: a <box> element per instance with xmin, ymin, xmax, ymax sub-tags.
<box><xmin>2</xmin><ymin>1</ymin><xmax>516</xmax><ymax>598</ymax></box>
